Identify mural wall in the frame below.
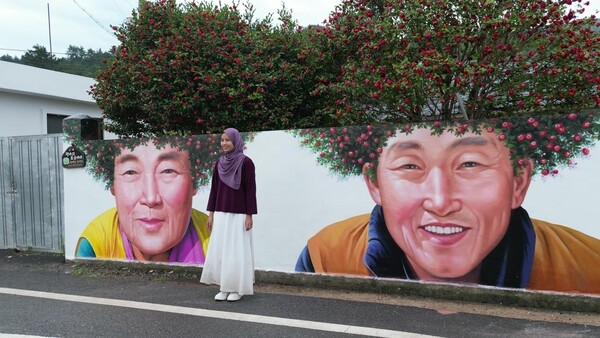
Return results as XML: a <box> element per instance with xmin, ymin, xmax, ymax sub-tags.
<box><xmin>63</xmin><ymin>112</ymin><xmax>600</xmax><ymax>295</ymax></box>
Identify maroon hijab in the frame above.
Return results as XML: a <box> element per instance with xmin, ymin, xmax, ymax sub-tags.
<box><xmin>217</xmin><ymin>128</ymin><xmax>245</xmax><ymax>190</ymax></box>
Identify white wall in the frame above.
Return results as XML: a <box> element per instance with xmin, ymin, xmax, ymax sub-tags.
<box><xmin>63</xmin><ymin>131</ymin><xmax>375</xmax><ymax>271</ymax></box>
<box><xmin>63</xmin><ymin>129</ymin><xmax>600</xmax><ymax>272</ymax></box>
<box><xmin>522</xmin><ymin>144</ymin><xmax>600</xmax><ymax>238</ymax></box>
<box><xmin>0</xmin><ymin>61</ymin><xmax>102</xmax><ymax>137</ymax></box>
<box><xmin>0</xmin><ymin>92</ymin><xmax>101</xmax><ymax>137</ymax></box>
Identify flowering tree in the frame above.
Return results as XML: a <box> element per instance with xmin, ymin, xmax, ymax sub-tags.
<box><xmin>91</xmin><ymin>0</ymin><xmax>599</xmax><ymax>137</ymax></box>
<box><xmin>90</xmin><ymin>0</ymin><xmax>325</xmax><ymax>136</ymax></box>
<box><xmin>308</xmin><ymin>0</ymin><xmax>600</xmax><ymax>125</ymax></box>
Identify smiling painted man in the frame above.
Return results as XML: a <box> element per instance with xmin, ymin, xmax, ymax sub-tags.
<box><xmin>365</xmin><ymin>128</ymin><xmax>529</xmax><ymax>284</ymax></box>
<box><xmin>75</xmin><ymin>139</ymin><xmax>211</xmax><ymax>264</ymax></box>
<box><xmin>295</xmin><ymin>114</ymin><xmax>600</xmax><ymax>294</ymax></box>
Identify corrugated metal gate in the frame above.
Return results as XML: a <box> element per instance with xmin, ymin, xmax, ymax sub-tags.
<box><xmin>0</xmin><ymin>134</ymin><xmax>64</xmax><ymax>252</ymax></box>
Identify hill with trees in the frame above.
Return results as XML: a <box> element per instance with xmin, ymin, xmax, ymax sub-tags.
<box><xmin>1</xmin><ymin>45</ymin><xmax>114</xmax><ymax>78</ymax></box>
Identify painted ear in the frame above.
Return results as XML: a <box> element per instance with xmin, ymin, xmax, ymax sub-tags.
<box><xmin>511</xmin><ymin>158</ymin><xmax>534</xmax><ymax>209</ymax></box>
<box><xmin>363</xmin><ymin>163</ymin><xmax>382</xmax><ymax>205</ymax></box>
<box><xmin>110</xmin><ymin>186</ymin><xmax>116</xmax><ymax>197</ymax></box>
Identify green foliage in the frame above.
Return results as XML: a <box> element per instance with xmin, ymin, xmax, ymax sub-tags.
<box><xmin>309</xmin><ymin>0</ymin><xmax>600</xmax><ymax>125</ymax></box>
<box><xmin>1</xmin><ymin>44</ymin><xmax>114</xmax><ymax>77</ymax></box>
<box><xmin>90</xmin><ymin>0</ymin><xmax>328</xmax><ymax>137</ymax></box>
<box><xmin>20</xmin><ymin>44</ymin><xmax>57</xmax><ymax>70</ymax></box>
<box><xmin>56</xmin><ymin>46</ymin><xmax>115</xmax><ymax>77</ymax></box>
<box><xmin>0</xmin><ymin>54</ymin><xmax>20</xmax><ymax>62</ymax></box>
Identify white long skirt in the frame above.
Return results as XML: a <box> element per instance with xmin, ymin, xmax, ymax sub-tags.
<box><xmin>200</xmin><ymin>212</ymin><xmax>255</xmax><ymax>295</ymax></box>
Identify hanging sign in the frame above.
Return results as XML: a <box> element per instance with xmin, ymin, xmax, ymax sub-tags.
<box><xmin>62</xmin><ymin>145</ymin><xmax>86</xmax><ymax>168</ymax></box>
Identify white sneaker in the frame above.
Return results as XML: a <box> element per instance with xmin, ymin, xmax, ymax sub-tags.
<box><xmin>214</xmin><ymin>291</ymin><xmax>229</xmax><ymax>301</ymax></box>
<box><xmin>227</xmin><ymin>292</ymin><xmax>242</xmax><ymax>302</ymax></box>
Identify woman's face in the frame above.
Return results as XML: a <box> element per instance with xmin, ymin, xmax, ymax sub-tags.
<box><xmin>366</xmin><ymin>128</ymin><xmax>531</xmax><ymax>282</ymax></box>
<box><xmin>221</xmin><ymin>133</ymin><xmax>234</xmax><ymax>153</ymax></box>
<box><xmin>110</xmin><ymin>142</ymin><xmax>197</xmax><ymax>261</ymax></box>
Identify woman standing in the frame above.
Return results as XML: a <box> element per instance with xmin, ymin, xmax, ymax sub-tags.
<box><xmin>200</xmin><ymin>128</ymin><xmax>257</xmax><ymax>302</ymax></box>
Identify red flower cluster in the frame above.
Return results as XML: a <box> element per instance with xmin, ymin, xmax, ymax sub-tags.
<box><xmin>292</xmin><ymin>125</ymin><xmax>394</xmax><ymax>179</ymax></box>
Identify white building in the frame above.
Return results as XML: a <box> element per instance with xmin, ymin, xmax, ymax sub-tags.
<box><xmin>0</xmin><ymin>60</ymin><xmax>102</xmax><ymax>137</ymax></box>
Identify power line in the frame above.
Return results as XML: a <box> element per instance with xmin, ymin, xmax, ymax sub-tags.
<box><xmin>0</xmin><ymin>48</ymin><xmax>28</xmax><ymax>53</ymax></box>
<box><xmin>2</xmin><ymin>2</ymin><xmax>129</xmax><ymax>58</ymax></box>
<box><xmin>71</xmin><ymin>0</ymin><xmax>112</xmax><ymax>36</ymax></box>
<box><xmin>0</xmin><ymin>47</ymin><xmax>67</xmax><ymax>56</ymax></box>
<box><xmin>111</xmin><ymin>0</ymin><xmax>136</xmax><ymax>17</ymax></box>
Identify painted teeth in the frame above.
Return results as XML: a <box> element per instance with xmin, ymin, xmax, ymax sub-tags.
<box><xmin>424</xmin><ymin>226</ymin><xmax>464</xmax><ymax>235</ymax></box>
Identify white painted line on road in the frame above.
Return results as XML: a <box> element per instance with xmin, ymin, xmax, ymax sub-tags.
<box><xmin>0</xmin><ymin>287</ymin><xmax>438</xmax><ymax>338</ymax></box>
<box><xmin>0</xmin><ymin>335</ymin><xmax>54</xmax><ymax>338</ymax></box>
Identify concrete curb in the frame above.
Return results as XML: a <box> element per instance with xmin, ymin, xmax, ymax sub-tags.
<box><xmin>69</xmin><ymin>258</ymin><xmax>600</xmax><ymax>314</ymax></box>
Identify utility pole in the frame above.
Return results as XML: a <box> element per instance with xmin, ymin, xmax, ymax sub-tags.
<box><xmin>47</xmin><ymin>3</ymin><xmax>53</xmax><ymax>58</ymax></box>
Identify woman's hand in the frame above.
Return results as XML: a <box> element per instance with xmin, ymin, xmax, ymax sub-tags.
<box><xmin>206</xmin><ymin>213</ymin><xmax>214</xmax><ymax>232</ymax></box>
<box><xmin>245</xmin><ymin>215</ymin><xmax>253</xmax><ymax>231</ymax></box>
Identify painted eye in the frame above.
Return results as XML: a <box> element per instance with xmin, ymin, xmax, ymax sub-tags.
<box><xmin>462</xmin><ymin>162</ymin><xmax>479</xmax><ymax>168</ymax></box>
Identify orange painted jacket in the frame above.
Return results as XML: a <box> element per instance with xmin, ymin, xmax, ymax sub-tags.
<box><xmin>299</xmin><ymin>207</ymin><xmax>600</xmax><ymax>295</ymax></box>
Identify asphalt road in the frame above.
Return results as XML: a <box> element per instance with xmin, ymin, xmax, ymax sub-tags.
<box><xmin>0</xmin><ymin>250</ymin><xmax>598</xmax><ymax>338</ymax></box>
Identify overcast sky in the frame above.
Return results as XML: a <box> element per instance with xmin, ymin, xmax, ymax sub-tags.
<box><xmin>1</xmin><ymin>0</ymin><xmax>598</xmax><ymax>58</ymax></box>
<box><xmin>0</xmin><ymin>0</ymin><xmax>340</xmax><ymax>58</ymax></box>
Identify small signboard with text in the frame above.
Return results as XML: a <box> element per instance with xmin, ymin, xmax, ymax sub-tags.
<box><xmin>62</xmin><ymin>144</ymin><xmax>86</xmax><ymax>168</ymax></box>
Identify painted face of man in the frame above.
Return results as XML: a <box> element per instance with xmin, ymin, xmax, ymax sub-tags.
<box><xmin>111</xmin><ymin>142</ymin><xmax>197</xmax><ymax>261</ymax></box>
<box><xmin>365</xmin><ymin>128</ymin><xmax>532</xmax><ymax>282</ymax></box>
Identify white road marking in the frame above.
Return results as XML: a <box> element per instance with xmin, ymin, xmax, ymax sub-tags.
<box><xmin>0</xmin><ymin>335</ymin><xmax>54</xmax><ymax>338</ymax></box>
<box><xmin>0</xmin><ymin>287</ymin><xmax>439</xmax><ymax>338</ymax></box>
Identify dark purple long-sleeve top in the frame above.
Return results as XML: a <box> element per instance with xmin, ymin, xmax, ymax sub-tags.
<box><xmin>207</xmin><ymin>156</ymin><xmax>257</xmax><ymax>215</ymax></box>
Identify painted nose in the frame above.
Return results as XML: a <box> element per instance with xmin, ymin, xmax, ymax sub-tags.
<box><xmin>139</xmin><ymin>173</ymin><xmax>162</xmax><ymax>208</ymax></box>
<box><xmin>421</xmin><ymin>168</ymin><xmax>461</xmax><ymax>216</ymax></box>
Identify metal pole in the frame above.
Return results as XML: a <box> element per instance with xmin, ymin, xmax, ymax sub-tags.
<box><xmin>47</xmin><ymin>3</ymin><xmax>53</xmax><ymax>58</ymax></box>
